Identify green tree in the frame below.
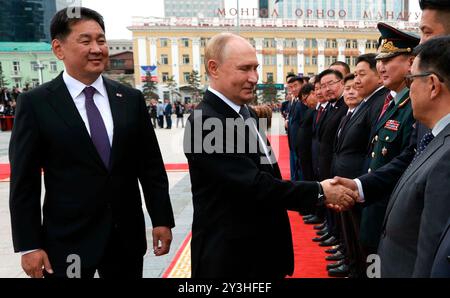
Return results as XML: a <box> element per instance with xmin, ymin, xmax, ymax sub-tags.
<box><xmin>142</xmin><ymin>71</ymin><xmax>159</xmax><ymax>99</ymax></box>
<box><xmin>261</xmin><ymin>78</ymin><xmax>278</xmax><ymax>103</ymax></box>
<box><xmin>166</xmin><ymin>75</ymin><xmax>178</xmax><ymax>102</ymax></box>
<box><xmin>187</xmin><ymin>70</ymin><xmax>202</xmax><ymax>102</ymax></box>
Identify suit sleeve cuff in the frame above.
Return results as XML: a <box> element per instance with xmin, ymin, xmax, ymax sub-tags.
<box><xmin>353</xmin><ymin>178</ymin><xmax>365</xmax><ymax>203</ymax></box>
<box><xmin>20</xmin><ymin>249</ymin><xmax>39</xmax><ymax>256</ymax></box>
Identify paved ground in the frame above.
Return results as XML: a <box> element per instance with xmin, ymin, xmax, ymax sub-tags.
<box><xmin>0</xmin><ymin>113</ymin><xmax>285</xmax><ymax>278</ymax></box>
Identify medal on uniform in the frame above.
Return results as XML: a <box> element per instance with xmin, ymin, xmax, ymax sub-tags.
<box><xmin>382</xmin><ymin>147</ymin><xmax>388</xmax><ymax>156</ymax></box>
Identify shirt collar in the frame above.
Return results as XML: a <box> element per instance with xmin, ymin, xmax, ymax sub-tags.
<box><xmin>62</xmin><ymin>71</ymin><xmax>107</xmax><ymax>99</ymax></box>
<box><xmin>208</xmin><ymin>86</ymin><xmax>242</xmax><ymax>114</ymax></box>
<box><xmin>393</xmin><ymin>88</ymin><xmax>408</xmax><ymax>105</ymax></box>
<box><xmin>363</xmin><ymin>86</ymin><xmax>385</xmax><ymax>102</ymax></box>
<box><xmin>432</xmin><ymin>113</ymin><xmax>450</xmax><ymax>137</ymax></box>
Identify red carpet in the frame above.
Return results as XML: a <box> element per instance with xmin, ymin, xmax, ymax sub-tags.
<box><xmin>0</xmin><ymin>164</ymin><xmax>10</xmax><ymax>180</ymax></box>
<box><xmin>269</xmin><ymin>135</ymin><xmax>330</xmax><ymax>278</ymax></box>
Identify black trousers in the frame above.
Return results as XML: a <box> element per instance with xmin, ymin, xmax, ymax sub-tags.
<box><xmin>45</xmin><ymin>228</ymin><xmax>144</xmax><ymax>279</ymax></box>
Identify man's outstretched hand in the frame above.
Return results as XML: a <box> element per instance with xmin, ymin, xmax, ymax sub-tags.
<box><xmin>321</xmin><ymin>178</ymin><xmax>359</xmax><ymax>212</ymax></box>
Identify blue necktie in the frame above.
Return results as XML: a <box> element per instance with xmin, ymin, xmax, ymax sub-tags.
<box><xmin>413</xmin><ymin>132</ymin><xmax>434</xmax><ymax>162</ymax></box>
<box><xmin>83</xmin><ymin>86</ymin><xmax>111</xmax><ymax>168</ymax></box>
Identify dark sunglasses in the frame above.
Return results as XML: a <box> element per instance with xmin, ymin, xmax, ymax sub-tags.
<box><xmin>419</xmin><ymin>0</ymin><xmax>449</xmax><ymax>9</ymax></box>
<box><xmin>404</xmin><ymin>71</ymin><xmax>445</xmax><ymax>88</ymax></box>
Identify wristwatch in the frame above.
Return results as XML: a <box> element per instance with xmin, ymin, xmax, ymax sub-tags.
<box><xmin>317</xmin><ymin>182</ymin><xmax>325</xmax><ymax>206</ymax></box>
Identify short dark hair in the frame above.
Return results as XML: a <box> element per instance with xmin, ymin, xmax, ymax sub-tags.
<box><xmin>419</xmin><ymin>0</ymin><xmax>450</xmax><ymax>12</ymax></box>
<box><xmin>330</xmin><ymin>61</ymin><xmax>350</xmax><ymax>75</ymax></box>
<box><xmin>50</xmin><ymin>7</ymin><xmax>105</xmax><ymax>40</ymax></box>
<box><xmin>413</xmin><ymin>36</ymin><xmax>450</xmax><ymax>89</ymax></box>
<box><xmin>356</xmin><ymin>53</ymin><xmax>378</xmax><ymax>72</ymax></box>
<box><xmin>317</xmin><ymin>69</ymin><xmax>344</xmax><ymax>83</ymax></box>
<box><xmin>300</xmin><ymin>83</ymin><xmax>314</xmax><ymax>97</ymax></box>
<box><xmin>344</xmin><ymin>73</ymin><xmax>355</xmax><ymax>84</ymax></box>
<box><xmin>287</xmin><ymin>75</ymin><xmax>303</xmax><ymax>84</ymax></box>
<box><xmin>286</xmin><ymin>73</ymin><xmax>296</xmax><ymax>81</ymax></box>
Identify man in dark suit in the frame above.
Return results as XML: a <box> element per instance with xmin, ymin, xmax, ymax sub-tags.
<box><xmin>431</xmin><ymin>217</ymin><xmax>450</xmax><ymax>277</ymax></box>
<box><xmin>163</xmin><ymin>98</ymin><xmax>172</xmax><ymax>129</ymax></box>
<box><xmin>377</xmin><ymin>36</ymin><xmax>450</xmax><ymax>277</ymax></box>
<box><xmin>295</xmin><ymin>83</ymin><xmax>316</xmax><ymax>181</ymax></box>
<box><xmin>9</xmin><ymin>7</ymin><xmax>175</xmax><ymax>278</ymax></box>
<box><xmin>286</xmin><ymin>75</ymin><xmax>306</xmax><ymax>181</ymax></box>
<box><xmin>183</xmin><ymin>33</ymin><xmax>357</xmax><ymax>278</ymax></box>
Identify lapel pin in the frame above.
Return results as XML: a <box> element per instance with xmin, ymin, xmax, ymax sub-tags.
<box><xmin>116</xmin><ymin>93</ymin><xmax>123</xmax><ymax>98</ymax></box>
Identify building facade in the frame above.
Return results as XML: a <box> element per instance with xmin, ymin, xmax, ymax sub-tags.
<box><xmin>164</xmin><ymin>0</ymin><xmax>225</xmax><ymax>18</ymax></box>
<box><xmin>129</xmin><ymin>16</ymin><xmax>418</xmax><ymax>101</ymax></box>
<box><xmin>266</xmin><ymin>0</ymin><xmax>409</xmax><ymax>20</ymax></box>
<box><xmin>0</xmin><ymin>42</ymin><xmax>64</xmax><ymax>89</ymax></box>
<box><xmin>107</xmin><ymin>39</ymin><xmax>134</xmax><ymax>55</ymax></box>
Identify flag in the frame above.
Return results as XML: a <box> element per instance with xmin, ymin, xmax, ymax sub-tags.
<box><xmin>140</xmin><ymin>65</ymin><xmax>158</xmax><ymax>82</ymax></box>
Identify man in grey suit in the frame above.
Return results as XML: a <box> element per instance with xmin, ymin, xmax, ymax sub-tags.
<box><xmin>376</xmin><ymin>36</ymin><xmax>450</xmax><ymax>277</ymax></box>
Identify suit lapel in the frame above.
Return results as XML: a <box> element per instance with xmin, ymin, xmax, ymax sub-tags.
<box><xmin>103</xmin><ymin>77</ymin><xmax>127</xmax><ymax>171</ymax></box>
<box><xmin>383</xmin><ymin>123</ymin><xmax>450</xmax><ymax>226</ymax></box>
<box><xmin>45</xmin><ymin>73</ymin><xmax>106</xmax><ymax>170</ymax></box>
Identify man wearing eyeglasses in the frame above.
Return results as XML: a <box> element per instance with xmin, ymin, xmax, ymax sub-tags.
<box><xmin>377</xmin><ymin>36</ymin><xmax>450</xmax><ymax>277</ymax></box>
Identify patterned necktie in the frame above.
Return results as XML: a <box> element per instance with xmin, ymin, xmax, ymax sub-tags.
<box><xmin>83</xmin><ymin>86</ymin><xmax>111</xmax><ymax>168</ymax></box>
<box><xmin>378</xmin><ymin>93</ymin><xmax>394</xmax><ymax>121</ymax></box>
<box><xmin>412</xmin><ymin>132</ymin><xmax>434</xmax><ymax>162</ymax></box>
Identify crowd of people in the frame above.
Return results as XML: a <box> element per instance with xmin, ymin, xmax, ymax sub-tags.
<box><xmin>281</xmin><ymin>0</ymin><xmax>450</xmax><ymax>278</ymax></box>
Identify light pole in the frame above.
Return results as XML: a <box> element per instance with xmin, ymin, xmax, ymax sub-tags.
<box><xmin>236</xmin><ymin>0</ymin><xmax>240</xmax><ymax>34</ymax></box>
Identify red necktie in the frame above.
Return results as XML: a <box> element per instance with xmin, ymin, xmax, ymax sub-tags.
<box><xmin>378</xmin><ymin>93</ymin><xmax>393</xmax><ymax>121</ymax></box>
<box><xmin>316</xmin><ymin>106</ymin><xmax>324</xmax><ymax>124</ymax></box>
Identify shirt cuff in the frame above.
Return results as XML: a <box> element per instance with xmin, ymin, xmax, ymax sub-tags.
<box><xmin>353</xmin><ymin>178</ymin><xmax>365</xmax><ymax>203</ymax></box>
<box><xmin>20</xmin><ymin>249</ymin><xmax>39</xmax><ymax>256</ymax></box>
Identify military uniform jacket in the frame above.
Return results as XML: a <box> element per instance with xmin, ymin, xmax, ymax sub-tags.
<box><xmin>360</xmin><ymin>88</ymin><xmax>415</xmax><ymax>248</ymax></box>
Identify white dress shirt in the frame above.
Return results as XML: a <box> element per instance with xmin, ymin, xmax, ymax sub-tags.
<box><xmin>63</xmin><ymin>71</ymin><xmax>114</xmax><ymax>146</ymax></box>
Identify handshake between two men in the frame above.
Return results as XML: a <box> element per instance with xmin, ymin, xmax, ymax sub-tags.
<box><xmin>320</xmin><ymin>177</ymin><xmax>360</xmax><ymax>212</ymax></box>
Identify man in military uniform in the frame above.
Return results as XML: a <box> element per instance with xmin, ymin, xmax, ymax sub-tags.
<box><xmin>357</xmin><ymin>22</ymin><xmax>419</xmax><ymax>258</ymax></box>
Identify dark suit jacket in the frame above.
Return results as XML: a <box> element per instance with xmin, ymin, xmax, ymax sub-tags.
<box><xmin>287</xmin><ymin>99</ymin><xmax>308</xmax><ymax>151</ymax></box>
<box><xmin>295</xmin><ymin>108</ymin><xmax>315</xmax><ymax>181</ymax></box>
<box><xmin>431</xmin><ymin>217</ymin><xmax>450</xmax><ymax>277</ymax></box>
<box><xmin>378</xmin><ymin>123</ymin><xmax>450</xmax><ymax>277</ymax></box>
<box><xmin>318</xmin><ymin>97</ymin><xmax>348</xmax><ymax>180</ymax></box>
<box><xmin>184</xmin><ymin>90</ymin><xmax>320</xmax><ymax>278</ymax></box>
<box><xmin>9</xmin><ymin>73</ymin><xmax>175</xmax><ymax>273</ymax></box>
<box><xmin>331</xmin><ymin>88</ymin><xmax>387</xmax><ymax>179</ymax></box>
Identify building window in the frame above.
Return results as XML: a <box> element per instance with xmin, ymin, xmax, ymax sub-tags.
<box><xmin>200</xmin><ymin>37</ymin><xmax>208</xmax><ymax>47</ymax></box>
<box><xmin>163</xmin><ymin>91</ymin><xmax>170</xmax><ymax>100</ymax></box>
<box><xmin>182</xmin><ymin>38</ymin><xmax>189</xmax><ymax>47</ymax></box>
<box><xmin>182</xmin><ymin>54</ymin><xmax>190</xmax><ymax>65</ymax></box>
<box><xmin>263</xmin><ymin>55</ymin><xmax>276</xmax><ymax>65</ymax></box>
<box><xmin>312</xmin><ymin>39</ymin><xmax>317</xmax><ymax>48</ymax></box>
<box><xmin>304</xmin><ymin>39</ymin><xmax>310</xmax><ymax>48</ymax></box>
<box><xmin>248</xmin><ymin>38</ymin><xmax>255</xmax><ymax>47</ymax></box>
<box><xmin>263</xmin><ymin>38</ymin><xmax>276</xmax><ymax>48</ymax></box>
<box><xmin>345</xmin><ymin>56</ymin><xmax>351</xmax><ymax>66</ymax></box>
<box><xmin>283</xmin><ymin>39</ymin><xmax>296</xmax><ymax>48</ymax></box>
<box><xmin>14</xmin><ymin>78</ymin><xmax>22</xmax><ymax>88</ymax></box>
<box><xmin>32</xmin><ymin>79</ymin><xmax>39</xmax><ymax>87</ymax></box>
<box><xmin>116</xmin><ymin>47</ymin><xmax>120</xmax><ymax>50</ymax></box>
<box><xmin>305</xmin><ymin>56</ymin><xmax>311</xmax><ymax>66</ymax></box>
<box><xmin>50</xmin><ymin>61</ymin><xmax>58</xmax><ymax>72</ymax></box>
<box><xmin>129</xmin><ymin>46</ymin><xmax>132</xmax><ymax>50</ymax></box>
<box><xmin>109</xmin><ymin>47</ymin><xmax>113</xmax><ymax>50</ymax></box>
<box><xmin>352</xmin><ymin>56</ymin><xmax>358</xmax><ymax>66</ymax></box>
<box><xmin>161</xmin><ymin>54</ymin><xmax>169</xmax><ymax>65</ymax></box>
<box><xmin>160</xmin><ymin>38</ymin><xmax>168</xmax><ymax>47</ymax></box>
<box><xmin>183</xmin><ymin>72</ymin><xmax>190</xmax><ymax>83</ymax></box>
<box><xmin>266</xmin><ymin>72</ymin><xmax>274</xmax><ymax>82</ymax></box>
<box><xmin>200</xmin><ymin>55</ymin><xmax>204</xmax><ymax>65</ymax></box>
<box><xmin>346</xmin><ymin>40</ymin><xmax>351</xmax><ymax>48</ymax></box>
<box><xmin>372</xmin><ymin>40</ymin><xmax>379</xmax><ymax>49</ymax></box>
<box><xmin>30</xmin><ymin>61</ymin><xmax>38</xmax><ymax>71</ymax></box>
<box><xmin>352</xmin><ymin>40</ymin><xmax>358</xmax><ymax>48</ymax></box>
<box><xmin>312</xmin><ymin>56</ymin><xmax>317</xmax><ymax>65</ymax></box>
<box><xmin>204</xmin><ymin>73</ymin><xmax>208</xmax><ymax>81</ymax></box>
<box><xmin>111</xmin><ymin>59</ymin><xmax>125</xmax><ymax>69</ymax></box>
<box><xmin>162</xmin><ymin>72</ymin><xmax>169</xmax><ymax>82</ymax></box>
<box><xmin>366</xmin><ymin>41</ymin><xmax>371</xmax><ymax>49</ymax></box>
<box><xmin>12</xmin><ymin>61</ymin><xmax>20</xmax><ymax>74</ymax></box>
<box><xmin>284</xmin><ymin>55</ymin><xmax>297</xmax><ymax>66</ymax></box>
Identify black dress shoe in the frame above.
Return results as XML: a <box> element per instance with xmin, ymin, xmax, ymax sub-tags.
<box><xmin>316</xmin><ymin>227</ymin><xmax>329</xmax><ymax>236</ymax></box>
<box><xmin>313</xmin><ymin>232</ymin><xmax>331</xmax><ymax>242</ymax></box>
<box><xmin>325</xmin><ymin>244</ymin><xmax>344</xmax><ymax>254</ymax></box>
<box><xmin>326</xmin><ymin>259</ymin><xmax>346</xmax><ymax>270</ymax></box>
<box><xmin>325</xmin><ymin>250</ymin><xmax>346</xmax><ymax>261</ymax></box>
<box><xmin>302</xmin><ymin>214</ymin><xmax>314</xmax><ymax>220</ymax></box>
<box><xmin>304</xmin><ymin>216</ymin><xmax>322</xmax><ymax>224</ymax></box>
<box><xmin>314</xmin><ymin>223</ymin><xmax>327</xmax><ymax>230</ymax></box>
<box><xmin>319</xmin><ymin>236</ymin><xmax>339</xmax><ymax>247</ymax></box>
<box><xmin>328</xmin><ymin>264</ymin><xmax>350</xmax><ymax>277</ymax></box>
